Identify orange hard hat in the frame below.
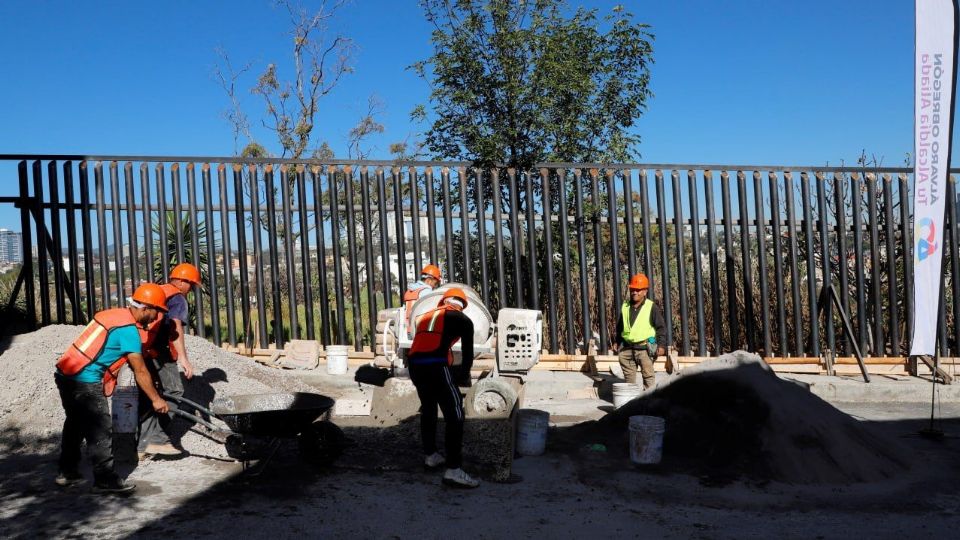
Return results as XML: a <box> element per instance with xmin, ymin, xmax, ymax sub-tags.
<box><xmin>421</xmin><ymin>264</ymin><xmax>442</xmax><ymax>281</ymax></box>
<box><xmin>170</xmin><ymin>263</ymin><xmax>201</xmax><ymax>285</ymax></box>
<box><xmin>439</xmin><ymin>287</ymin><xmax>468</xmax><ymax>309</ymax></box>
<box><xmin>131</xmin><ymin>283</ymin><xmax>169</xmax><ymax>312</ymax></box>
<box><xmin>628</xmin><ymin>273</ymin><xmax>649</xmax><ymax>290</ymax></box>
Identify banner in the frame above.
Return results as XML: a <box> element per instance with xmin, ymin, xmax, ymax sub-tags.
<box><xmin>911</xmin><ymin>0</ymin><xmax>959</xmax><ymax>355</ymax></box>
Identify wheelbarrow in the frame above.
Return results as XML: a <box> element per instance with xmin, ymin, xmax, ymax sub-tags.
<box><xmin>163</xmin><ymin>391</ymin><xmax>344</xmax><ymax>474</ymax></box>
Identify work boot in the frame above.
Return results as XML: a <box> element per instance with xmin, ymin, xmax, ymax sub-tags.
<box><xmin>144</xmin><ymin>442</ymin><xmax>183</xmax><ymax>457</ymax></box>
<box><xmin>92</xmin><ymin>477</ymin><xmax>136</xmax><ymax>495</ymax></box>
<box><xmin>54</xmin><ymin>471</ymin><xmax>85</xmax><ymax>487</ymax></box>
<box><xmin>442</xmin><ymin>468</ymin><xmax>480</xmax><ymax>488</ymax></box>
<box><xmin>424</xmin><ymin>452</ymin><xmax>446</xmax><ymax>469</ymax></box>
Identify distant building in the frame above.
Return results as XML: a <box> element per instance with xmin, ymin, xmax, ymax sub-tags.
<box><xmin>0</xmin><ymin>229</ymin><xmax>22</xmax><ymax>264</ymax></box>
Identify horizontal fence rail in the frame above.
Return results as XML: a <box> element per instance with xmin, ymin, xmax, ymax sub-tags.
<box><xmin>2</xmin><ymin>155</ymin><xmax>959</xmax><ymax>362</ymax></box>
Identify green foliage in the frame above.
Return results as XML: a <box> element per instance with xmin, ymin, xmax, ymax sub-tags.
<box><xmin>413</xmin><ymin>0</ymin><xmax>654</xmax><ymax>168</ymax></box>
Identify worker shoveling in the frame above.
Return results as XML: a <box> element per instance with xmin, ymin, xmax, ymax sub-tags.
<box><xmin>560</xmin><ymin>351</ymin><xmax>913</xmax><ymax>485</ymax></box>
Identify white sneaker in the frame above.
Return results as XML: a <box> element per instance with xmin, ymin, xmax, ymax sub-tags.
<box><xmin>424</xmin><ymin>452</ymin><xmax>446</xmax><ymax>469</ymax></box>
<box><xmin>442</xmin><ymin>468</ymin><xmax>479</xmax><ymax>488</ymax></box>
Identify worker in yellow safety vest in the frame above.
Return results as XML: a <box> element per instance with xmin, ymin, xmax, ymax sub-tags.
<box><xmin>612</xmin><ymin>273</ymin><xmax>667</xmax><ymax>390</ymax></box>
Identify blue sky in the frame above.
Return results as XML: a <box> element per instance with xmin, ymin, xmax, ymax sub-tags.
<box><xmin>0</xmin><ymin>0</ymin><xmax>949</xmax><ymax>230</ymax></box>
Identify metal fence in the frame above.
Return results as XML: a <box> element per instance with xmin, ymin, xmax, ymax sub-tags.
<box><xmin>1</xmin><ymin>154</ymin><xmax>958</xmax><ymax>359</ymax></box>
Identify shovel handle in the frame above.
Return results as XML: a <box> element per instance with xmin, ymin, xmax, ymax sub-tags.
<box><xmin>169</xmin><ymin>408</ymin><xmax>230</xmax><ymax>434</ymax></box>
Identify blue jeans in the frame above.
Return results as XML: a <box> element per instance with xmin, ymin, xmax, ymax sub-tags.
<box><xmin>55</xmin><ymin>372</ymin><xmax>119</xmax><ymax>483</ymax></box>
<box><xmin>137</xmin><ymin>358</ymin><xmax>183</xmax><ymax>450</ymax></box>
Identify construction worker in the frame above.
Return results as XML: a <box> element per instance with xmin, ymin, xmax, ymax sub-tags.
<box><xmin>406</xmin><ymin>287</ymin><xmax>479</xmax><ymax>488</ymax></box>
<box><xmin>403</xmin><ymin>264</ymin><xmax>442</xmax><ymax>334</ymax></box>
<box><xmin>54</xmin><ymin>283</ymin><xmax>170</xmax><ymax>494</ymax></box>
<box><xmin>612</xmin><ymin>273</ymin><xmax>667</xmax><ymax>390</ymax></box>
<box><xmin>137</xmin><ymin>262</ymin><xmax>201</xmax><ymax>459</ymax></box>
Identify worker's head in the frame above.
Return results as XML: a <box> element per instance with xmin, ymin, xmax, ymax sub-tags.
<box><xmin>170</xmin><ymin>262</ymin><xmax>201</xmax><ymax>293</ymax></box>
<box><xmin>439</xmin><ymin>287</ymin><xmax>468</xmax><ymax>311</ymax></box>
<box><xmin>627</xmin><ymin>273</ymin><xmax>649</xmax><ymax>303</ymax></box>
<box><xmin>128</xmin><ymin>282</ymin><xmax>168</xmax><ymax>325</ymax></box>
<box><xmin>420</xmin><ymin>264</ymin><xmax>442</xmax><ymax>288</ymax></box>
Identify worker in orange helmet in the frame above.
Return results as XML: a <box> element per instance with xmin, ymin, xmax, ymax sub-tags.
<box><xmin>612</xmin><ymin>273</ymin><xmax>667</xmax><ymax>390</ymax></box>
<box><xmin>137</xmin><ymin>262</ymin><xmax>201</xmax><ymax>459</ymax></box>
<box><xmin>403</xmin><ymin>264</ymin><xmax>442</xmax><ymax>335</ymax></box>
<box><xmin>406</xmin><ymin>287</ymin><xmax>479</xmax><ymax>488</ymax></box>
<box><xmin>54</xmin><ymin>283</ymin><xmax>170</xmax><ymax>494</ymax></box>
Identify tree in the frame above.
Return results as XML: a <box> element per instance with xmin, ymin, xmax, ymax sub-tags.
<box><xmin>411</xmin><ymin>0</ymin><xmax>654</xmax><ymax>169</ymax></box>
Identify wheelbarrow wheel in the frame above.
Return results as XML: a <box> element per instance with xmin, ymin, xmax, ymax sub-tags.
<box><xmin>298</xmin><ymin>421</ymin><xmax>345</xmax><ymax>466</ymax></box>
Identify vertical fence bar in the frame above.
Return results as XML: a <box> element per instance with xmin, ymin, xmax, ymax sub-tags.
<box><xmin>655</xmin><ymin>170</ymin><xmax>673</xmax><ymax>349</ymax></box>
<box><xmin>425</xmin><ymin>169</ymin><xmax>438</xmax><ymax>265</ymax></box>
<box><xmin>784</xmin><ymin>172</ymin><xmax>804</xmax><ymax>355</ymax></box>
<box><xmin>94</xmin><ymin>163</ymin><xmax>110</xmax><ymax>309</ymax></box>
<box><xmin>264</xmin><ymin>166</ymin><xmax>284</xmax><ymax>347</ymax></box>
<box><xmin>408</xmin><ymin>167</ymin><xmax>423</xmax><ymax>275</ymax></box>
<box><xmin>249</xmin><ymin>166</ymin><xmax>269</xmax><ymax>349</ymax></box>
<box><xmin>141</xmin><ymin>164</ymin><xmax>154</xmax><ymax>284</ymax></box>
<box><xmin>508</xmin><ymin>168</ymin><xmax>524</xmax><ymax>308</ymax></box>
<box><xmin>392</xmin><ymin>167</ymin><xmax>408</xmax><ymax>295</ymax></box>
<box><xmin>866</xmin><ymin>173</ymin><xmax>884</xmax><ymax>354</ymax></box>
<box><xmin>203</xmin><ymin>165</ymin><xmax>221</xmax><ymax>345</ymax></box>
<box><xmin>344</xmin><ymin>166</ymin><xmax>363</xmax><ymax>348</ymax></box>
<box><xmin>639</xmin><ymin>170</ymin><xmax>653</xmax><ymax>278</ymax></box>
<box><xmin>441</xmin><ymin>167</ymin><xmax>456</xmax><ymax>281</ymax></box>
<box><xmin>898</xmin><ymin>173</ymin><xmax>913</xmax><ymax>352</ymax></box>
<box><xmin>606</xmin><ymin>170</ymin><xmax>622</xmax><ymax>319</ymax></box>
<box><xmin>590</xmin><ymin>170</ymin><xmax>608</xmax><ymax>351</ymax></box>
<box><xmin>280</xmin><ymin>166</ymin><xmax>298</xmax><ymax>341</ymax></box>
<box><xmin>573</xmin><ymin>169</ymin><xmax>591</xmax><ymax>352</ymax></box>
<box><xmin>109</xmin><ymin>162</ymin><xmax>125</xmax><ymax>313</ymax></box>
<box><xmin>375</xmin><ymin>168</ymin><xmax>391</xmax><ymax>311</ymax></box>
<box><xmin>219</xmin><ymin>165</ymin><xmax>237</xmax><ymax>346</ymax></box>
<box><xmin>187</xmin><ymin>165</ymin><xmax>205</xmax><ymax>338</ymax></box>
<box><xmin>832</xmin><ymin>173</ymin><xmax>850</xmax><ymax>355</ymax></box>
<box><xmin>233</xmin><ymin>165</ymin><xmax>252</xmax><ymax>349</ymax></box>
<box><xmin>671</xmin><ymin>170</ymin><xmax>689</xmax><ymax>355</ymax></box>
<box><xmin>753</xmin><ymin>171</ymin><xmax>772</xmax><ymax>355</ymax></box>
<box><xmin>171</xmin><ymin>164</ymin><xmax>186</xmax><ymax>265</ymax></box>
<box><xmin>459</xmin><ymin>166</ymin><xmax>474</xmax><ymax>288</ymax></box>
<box><xmin>32</xmin><ymin>160</ymin><xmax>51</xmax><ymax>323</ymax></box>
<box><xmin>883</xmin><ymin>174</ymin><xmax>900</xmax><ymax>356</ymax></box>
<box><xmin>623</xmin><ymin>169</ymin><xmax>637</xmax><ymax>276</ymax></box>
<box><xmin>800</xmin><ymin>172</ymin><xmax>820</xmax><ymax>357</ymax></box>
<box><xmin>79</xmin><ymin>163</ymin><xmax>95</xmax><ymax>318</ymax></box>
<box><xmin>359</xmin><ymin>167</ymin><xmax>377</xmax><ymax>347</ymax></box>
<box><xmin>720</xmin><ymin>171</ymin><xmax>738</xmax><ymax>349</ymax></box>
<box><xmin>816</xmin><ymin>172</ymin><xmax>833</xmax><ymax>354</ymax></box>
<box><xmin>156</xmin><ymin>164</ymin><xmax>171</xmax><ymax>282</ymax></box>
<box><xmin>737</xmin><ymin>171</ymin><xmax>756</xmax><ymax>352</ymax></box>
<box><xmin>63</xmin><ymin>162</ymin><xmax>82</xmax><ymax>323</ymax></box>
<box><xmin>850</xmin><ymin>173</ymin><xmax>868</xmax><ymax>352</ymax></box>
<box><xmin>17</xmin><ymin>161</ymin><xmax>37</xmax><ymax>326</ymax></box>
<box><xmin>689</xmin><ymin>170</ymin><xmax>706</xmax><ymax>355</ymax></box>
<box><xmin>704</xmin><ymin>171</ymin><xmax>722</xmax><ymax>353</ymax></box>
<box><xmin>540</xmin><ymin>167</ymin><xmax>559</xmax><ymax>353</ymax></box>
<box><xmin>525</xmin><ymin>169</ymin><xmax>539</xmax><ymax>309</ymax></box>
<box><xmin>294</xmin><ymin>166</ymin><xmax>314</xmax><ymax>341</ymax></box>
<box><xmin>123</xmin><ymin>163</ymin><xmax>139</xmax><ymax>293</ymax></box>
<box><xmin>491</xmin><ymin>168</ymin><xmax>507</xmax><ymax>311</ymax></box>
<box><xmin>556</xmin><ymin>170</ymin><xmax>576</xmax><ymax>353</ymax></box>
<box><xmin>475</xmin><ymin>169</ymin><xmax>490</xmax><ymax>304</ymax></box>
<box><xmin>768</xmin><ymin>172</ymin><xmax>787</xmax><ymax>356</ymax></box>
<box><xmin>48</xmin><ymin>161</ymin><xmax>66</xmax><ymax>323</ymax></box>
<box><xmin>329</xmin><ymin>166</ymin><xmax>347</xmax><ymax>344</ymax></box>
<box><xmin>313</xmin><ymin>166</ymin><xmax>332</xmax><ymax>343</ymax></box>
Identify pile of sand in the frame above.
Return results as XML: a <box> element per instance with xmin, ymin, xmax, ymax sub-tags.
<box><xmin>561</xmin><ymin>352</ymin><xmax>912</xmax><ymax>484</ymax></box>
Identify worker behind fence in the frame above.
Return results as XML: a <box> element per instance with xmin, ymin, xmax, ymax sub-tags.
<box><xmin>403</xmin><ymin>264</ymin><xmax>442</xmax><ymax>336</ymax></box>
<box><xmin>137</xmin><ymin>262</ymin><xmax>201</xmax><ymax>459</ymax></box>
<box><xmin>406</xmin><ymin>287</ymin><xmax>479</xmax><ymax>488</ymax></box>
<box><xmin>612</xmin><ymin>273</ymin><xmax>667</xmax><ymax>390</ymax></box>
<box><xmin>54</xmin><ymin>283</ymin><xmax>170</xmax><ymax>494</ymax></box>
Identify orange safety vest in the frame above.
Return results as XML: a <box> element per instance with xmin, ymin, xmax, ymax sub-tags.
<box><xmin>408</xmin><ymin>306</ymin><xmax>459</xmax><ymax>365</ymax></box>
<box><xmin>56</xmin><ymin>308</ymin><xmax>139</xmax><ymax>396</ymax></box>
<box><xmin>143</xmin><ymin>283</ymin><xmax>184</xmax><ymax>360</ymax></box>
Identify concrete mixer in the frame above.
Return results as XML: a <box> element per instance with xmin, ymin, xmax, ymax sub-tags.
<box><xmin>375</xmin><ymin>283</ymin><xmax>542</xmax><ymax>417</ymax></box>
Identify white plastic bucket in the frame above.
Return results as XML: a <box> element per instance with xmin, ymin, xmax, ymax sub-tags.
<box><xmin>612</xmin><ymin>382</ymin><xmax>641</xmax><ymax>408</ymax></box>
<box><xmin>516</xmin><ymin>409</ymin><xmax>550</xmax><ymax>456</ymax></box>
<box><xmin>111</xmin><ymin>386</ymin><xmax>139</xmax><ymax>434</ymax></box>
<box><xmin>326</xmin><ymin>345</ymin><xmax>349</xmax><ymax>375</ymax></box>
<box><xmin>629</xmin><ymin>415</ymin><xmax>665</xmax><ymax>465</ymax></box>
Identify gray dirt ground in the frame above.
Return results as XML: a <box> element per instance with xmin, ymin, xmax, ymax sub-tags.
<box><xmin>3</xmin><ymin>327</ymin><xmax>960</xmax><ymax>539</ymax></box>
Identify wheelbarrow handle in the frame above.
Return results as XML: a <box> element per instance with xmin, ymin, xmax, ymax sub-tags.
<box><xmin>169</xmin><ymin>408</ymin><xmax>230</xmax><ymax>434</ymax></box>
<box><xmin>162</xmin><ymin>391</ymin><xmax>217</xmax><ymax>418</ymax></box>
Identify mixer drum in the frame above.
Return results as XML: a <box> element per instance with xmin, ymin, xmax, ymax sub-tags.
<box><xmin>408</xmin><ymin>282</ymin><xmax>494</xmax><ymax>345</ymax></box>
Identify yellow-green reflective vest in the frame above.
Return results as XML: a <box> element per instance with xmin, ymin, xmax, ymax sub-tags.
<box><xmin>621</xmin><ymin>299</ymin><xmax>655</xmax><ymax>344</ymax></box>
